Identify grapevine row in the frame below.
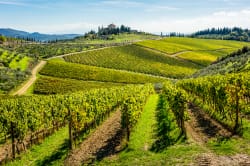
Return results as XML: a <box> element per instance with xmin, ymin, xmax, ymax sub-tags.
<box><xmin>178</xmin><ymin>72</ymin><xmax>250</xmax><ymax>134</ymax></box>
<box><xmin>0</xmin><ymin>84</ymin><xmax>154</xmax><ymax>161</ymax></box>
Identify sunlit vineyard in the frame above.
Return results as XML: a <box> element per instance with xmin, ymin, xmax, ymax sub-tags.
<box><xmin>178</xmin><ymin>72</ymin><xmax>250</xmax><ymax>133</ymax></box>
<box><xmin>34</xmin><ymin>76</ymin><xmax>126</xmax><ymax>94</ymax></box>
<box><xmin>39</xmin><ymin>58</ymin><xmax>167</xmax><ymax>83</ymax></box>
<box><xmin>136</xmin><ymin>37</ymin><xmax>250</xmax><ymax>55</ymax></box>
<box><xmin>63</xmin><ymin>45</ymin><xmax>201</xmax><ymax>78</ymax></box>
<box><xmin>0</xmin><ymin>84</ymin><xmax>153</xmax><ymax>159</ymax></box>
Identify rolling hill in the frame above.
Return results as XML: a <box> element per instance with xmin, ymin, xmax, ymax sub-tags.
<box><xmin>0</xmin><ymin>28</ymin><xmax>81</xmax><ymax>42</ymax></box>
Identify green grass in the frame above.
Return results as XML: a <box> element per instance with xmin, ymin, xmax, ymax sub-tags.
<box><xmin>177</xmin><ymin>51</ymin><xmax>220</xmax><ymax>66</ymax></box>
<box><xmin>207</xmin><ymin>119</ymin><xmax>250</xmax><ymax>155</ymax></box>
<box><xmin>40</xmin><ymin>58</ymin><xmax>167</xmax><ymax>83</ymax></box>
<box><xmin>7</xmin><ymin>127</ymin><xmax>69</xmax><ymax>166</ymax></box>
<box><xmin>136</xmin><ymin>37</ymin><xmax>249</xmax><ymax>56</ymax></box>
<box><xmin>128</xmin><ymin>94</ymin><xmax>158</xmax><ymax>150</ymax></box>
<box><xmin>63</xmin><ymin>45</ymin><xmax>201</xmax><ymax>78</ymax></box>
<box><xmin>9</xmin><ymin>56</ymin><xmax>31</xmax><ymax>71</ymax></box>
<box><xmin>97</xmin><ymin>94</ymin><xmax>205</xmax><ymax>165</ymax></box>
<box><xmin>34</xmin><ymin>75</ymin><xmax>126</xmax><ymax>94</ymax></box>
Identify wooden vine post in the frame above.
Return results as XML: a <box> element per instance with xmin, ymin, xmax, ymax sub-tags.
<box><xmin>10</xmin><ymin>122</ymin><xmax>15</xmax><ymax>159</ymax></box>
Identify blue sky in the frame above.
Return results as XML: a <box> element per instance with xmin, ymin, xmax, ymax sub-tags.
<box><xmin>0</xmin><ymin>0</ymin><xmax>250</xmax><ymax>34</ymax></box>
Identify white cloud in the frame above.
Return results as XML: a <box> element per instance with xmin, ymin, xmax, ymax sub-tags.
<box><xmin>91</xmin><ymin>0</ymin><xmax>143</xmax><ymax>8</ymax></box>
<box><xmin>145</xmin><ymin>5</ymin><xmax>179</xmax><ymax>12</ymax></box>
<box><xmin>129</xmin><ymin>9</ymin><xmax>250</xmax><ymax>34</ymax></box>
<box><xmin>0</xmin><ymin>0</ymin><xmax>26</xmax><ymax>6</ymax></box>
<box><xmin>14</xmin><ymin>22</ymin><xmax>99</xmax><ymax>34</ymax></box>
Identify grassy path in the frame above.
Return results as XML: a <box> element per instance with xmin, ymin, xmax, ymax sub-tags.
<box><xmin>128</xmin><ymin>94</ymin><xmax>158</xmax><ymax>151</ymax></box>
<box><xmin>97</xmin><ymin>94</ymin><xmax>204</xmax><ymax>165</ymax></box>
<box><xmin>7</xmin><ymin>127</ymin><xmax>68</xmax><ymax>166</ymax></box>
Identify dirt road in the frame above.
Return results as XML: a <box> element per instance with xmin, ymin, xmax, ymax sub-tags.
<box><xmin>13</xmin><ymin>60</ymin><xmax>47</xmax><ymax>96</ymax></box>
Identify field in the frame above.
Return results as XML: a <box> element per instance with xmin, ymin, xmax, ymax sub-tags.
<box><xmin>63</xmin><ymin>44</ymin><xmax>201</xmax><ymax>78</ymax></box>
<box><xmin>136</xmin><ymin>37</ymin><xmax>250</xmax><ymax>66</ymax></box>
<box><xmin>39</xmin><ymin>58</ymin><xmax>166</xmax><ymax>83</ymax></box>
<box><xmin>136</xmin><ymin>37</ymin><xmax>249</xmax><ymax>54</ymax></box>
<box><xmin>1</xmin><ymin>36</ymin><xmax>250</xmax><ymax>165</ymax></box>
<box><xmin>33</xmin><ymin>75</ymin><xmax>126</xmax><ymax>94</ymax></box>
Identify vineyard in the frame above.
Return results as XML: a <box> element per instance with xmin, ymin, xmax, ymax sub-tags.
<box><xmin>0</xmin><ymin>84</ymin><xmax>154</xmax><ymax>163</ymax></box>
<box><xmin>34</xmin><ymin>76</ymin><xmax>126</xmax><ymax>94</ymax></box>
<box><xmin>135</xmin><ymin>37</ymin><xmax>250</xmax><ymax>66</ymax></box>
<box><xmin>136</xmin><ymin>37</ymin><xmax>249</xmax><ymax>54</ymax></box>
<box><xmin>178</xmin><ymin>72</ymin><xmax>250</xmax><ymax>133</ymax></box>
<box><xmin>1</xmin><ymin>36</ymin><xmax>250</xmax><ymax>165</ymax></box>
<box><xmin>38</xmin><ymin>58</ymin><xmax>166</xmax><ymax>83</ymax></box>
<box><xmin>63</xmin><ymin>44</ymin><xmax>201</xmax><ymax>78</ymax></box>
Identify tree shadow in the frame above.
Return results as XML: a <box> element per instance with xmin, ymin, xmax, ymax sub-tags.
<box><xmin>35</xmin><ymin>139</ymin><xmax>69</xmax><ymax>166</ymax></box>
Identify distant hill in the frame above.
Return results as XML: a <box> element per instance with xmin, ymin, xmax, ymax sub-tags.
<box><xmin>0</xmin><ymin>28</ymin><xmax>81</xmax><ymax>42</ymax></box>
<box><xmin>191</xmin><ymin>27</ymin><xmax>250</xmax><ymax>42</ymax></box>
<box><xmin>192</xmin><ymin>46</ymin><xmax>250</xmax><ymax>77</ymax></box>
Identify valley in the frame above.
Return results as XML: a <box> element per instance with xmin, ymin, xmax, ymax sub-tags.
<box><xmin>0</xmin><ymin>31</ymin><xmax>250</xmax><ymax>166</ymax></box>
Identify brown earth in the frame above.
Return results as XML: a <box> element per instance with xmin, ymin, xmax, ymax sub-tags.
<box><xmin>185</xmin><ymin>102</ymin><xmax>250</xmax><ymax>166</ymax></box>
<box><xmin>65</xmin><ymin>110</ymin><xmax>122</xmax><ymax>166</ymax></box>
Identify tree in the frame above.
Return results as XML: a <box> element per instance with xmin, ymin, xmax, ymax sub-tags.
<box><xmin>0</xmin><ymin>35</ymin><xmax>6</xmax><ymax>44</ymax></box>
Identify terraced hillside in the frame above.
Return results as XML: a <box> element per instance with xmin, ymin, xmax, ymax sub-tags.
<box><xmin>136</xmin><ymin>37</ymin><xmax>250</xmax><ymax>66</ymax></box>
<box><xmin>35</xmin><ymin>58</ymin><xmax>167</xmax><ymax>94</ymax></box>
<box><xmin>63</xmin><ymin>44</ymin><xmax>201</xmax><ymax>78</ymax></box>
<box><xmin>192</xmin><ymin>46</ymin><xmax>250</xmax><ymax>77</ymax></box>
<box><xmin>2</xmin><ymin>36</ymin><xmax>250</xmax><ymax>166</ymax></box>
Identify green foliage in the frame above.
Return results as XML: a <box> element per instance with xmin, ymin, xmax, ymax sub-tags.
<box><xmin>0</xmin><ymin>84</ymin><xmax>154</xmax><ymax>157</ymax></box>
<box><xmin>152</xmin><ymin>94</ymin><xmax>178</xmax><ymax>151</ymax></box>
<box><xmin>13</xmin><ymin>43</ymin><xmax>93</xmax><ymax>59</ymax></box>
<box><xmin>136</xmin><ymin>37</ymin><xmax>249</xmax><ymax>55</ymax></box>
<box><xmin>0</xmin><ymin>48</ymin><xmax>35</xmax><ymax>93</ymax></box>
<box><xmin>6</xmin><ymin>127</ymin><xmax>69</xmax><ymax>166</ymax></box>
<box><xmin>192</xmin><ymin>50</ymin><xmax>250</xmax><ymax>77</ymax></box>
<box><xmin>178</xmin><ymin>72</ymin><xmax>250</xmax><ymax>133</ymax></box>
<box><xmin>191</xmin><ymin>27</ymin><xmax>250</xmax><ymax>42</ymax></box>
<box><xmin>40</xmin><ymin>59</ymin><xmax>167</xmax><ymax>83</ymax></box>
<box><xmin>34</xmin><ymin>76</ymin><xmax>126</xmax><ymax>94</ymax></box>
<box><xmin>69</xmin><ymin>33</ymin><xmax>160</xmax><ymax>44</ymax></box>
<box><xmin>0</xmin><ymin>68</ymin><xmax>29</xmax><ymax>93</ymax></box>
<box><xmin>120</xmin><ymin>85</ymin><xmax>154</xmax><ymax>142</ymax></box>
<box><xmin>177</xmin><ymin>51</ymin><xmax>222</xmax><ymax>66</ymax></box>
<box><xmin>63</xmin><ymin>45</ymin><xmax>200</xmax><ymax>78</ymax></box>
<box><xmin>9</xmin><ymin>56</ymin><xmax>31</xmax><ymax>71</ymax></box>
<box><xmin>0</xmin><ymin>35</ymin><xmax>6</xmax><ymax>44</ymax></box>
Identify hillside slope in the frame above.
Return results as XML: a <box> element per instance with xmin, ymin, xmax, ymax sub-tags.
<box><xmin>0</xmin><ymin>28</ymin><xmax>80</xmax><ymax>42</ymax></box>
<box><xmin>192</xmin><ymin>47</ymin><xmax>250</xmax><ymax>77</ymax></box>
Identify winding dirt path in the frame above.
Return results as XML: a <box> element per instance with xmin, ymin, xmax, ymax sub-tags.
<box><xmin>13</xmin><ymin>60</ymin><xmax>47</xmax><ymax>96</ymax></box>
<box><xmin>65</xmin><ymin>110</ymin><xmax>122</xmax><ymax>166</ymax></box>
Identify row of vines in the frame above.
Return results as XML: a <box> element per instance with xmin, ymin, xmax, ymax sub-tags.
<box><xmin>178</xmin><ymin>72</ymin><xmax>250</xmax><ymax>134</ymax></box>
<box><xmin>153</xmin><ymin>82</ymin><xmax>188</xmax><ymax>151</ymax></box>
<box><xmin>0</xmin><ymin>84</ymin><xmax>154</xmax><ymax>161</ymax></box>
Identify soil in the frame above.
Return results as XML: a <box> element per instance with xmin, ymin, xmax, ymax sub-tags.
<box><xmin>185</xmin><ymin>102</ymin><xmax>232</xmax><ymax>144</ymax></box>
<box><xmin>185</xmin><ymin>102</ymin><xmax>250</xmax><ymax>166</ymax></box>
<box><xmin>65</xmin><ymin>110</ymin><xmax>122</xmax><ymax>166</ymax></box>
